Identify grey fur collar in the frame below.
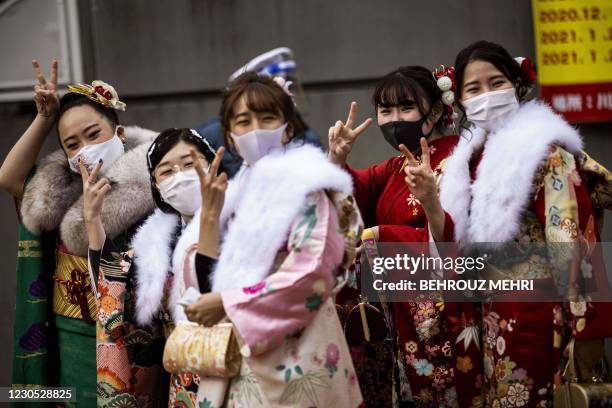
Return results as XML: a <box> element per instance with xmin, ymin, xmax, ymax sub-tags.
<box><xmin>20</xmin><ymin>126</ymin><xmax>158</xmax><ymax>256</ymax></box>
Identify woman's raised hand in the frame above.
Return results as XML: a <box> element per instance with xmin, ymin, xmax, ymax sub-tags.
<box><xmin>80</xmin><ymin>159</ymin><xmax>110</xmax><ymax>250</ymax></box>
<box><xmin>32</xmin><ymin>59</ymin><xmax>59</xmax><ymax>119</ymax></box>
<box><xmin>80</xmin><ymin>159</ymin><xmax>111</xmax><ymax>223</ymax></box>
<box><xmin>192</xmin><ymin>147</ymin><xmax>227</xmax><ymax>220</ymax></box>
<box><xmin>328</xmin><ymin>101</ymin><xmax>372</xmax><ymax>166</ymax></box>
<box><xmin>400</xmin><ymin>138</ymin><xmax>438</xmax><ymax>208</ymax></box>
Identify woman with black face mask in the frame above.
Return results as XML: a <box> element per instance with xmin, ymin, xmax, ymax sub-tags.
<box><xmin>329</xmin><ymin>66</ymin><xmax>457</xmax><ymax>243</ymax></box>
<box><xmin>329</xmin><ymin>66</ymin><xmax>481</xmax><ymax>408</ymax></box>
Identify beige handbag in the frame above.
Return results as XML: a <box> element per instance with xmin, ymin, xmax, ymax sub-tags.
<box><xmin>163</xmin><ymin>321</ymin><xmax>241</xmax><ymax>378</ymax></box>
<box><xmin>554</xmin><ymin>338</ymin><xmax>612</xmax><ymax>407</ymax></box>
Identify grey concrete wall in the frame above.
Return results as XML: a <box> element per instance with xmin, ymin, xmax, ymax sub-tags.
<box><xmin>1</xmin><ymin>0</ymin><xmax>611</xmax><ymax>386</ymax></box>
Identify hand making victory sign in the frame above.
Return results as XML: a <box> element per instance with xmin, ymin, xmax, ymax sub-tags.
<box><xmin>80</xmin><ymin>159</ymin><xmax>111</xmax><ymax>251</ymax></box>
<box><xmin>0</xmin><ymin>60</ymin><xmax>60</xmax><ymax>198</ymax></box>
<box><xmin>185</xmin><ymin>146</ymin><xmax>227</xmax><ymax>327</ymax></box>
<box><xmin>32</xmin><ymin>59</ymin><xmax>59</xmax><ymax>118</ymax></box>
<box><xmin>193</xmin><ymin>146</ymin><xmax>227</xmax><ymax>224</ymax></box>
<box><xmin>328</xmin><ymin>101</ymin><xmax>373</xmax><ymax>166</ymax></box>
<box><xmin>399</xmin><ymin>137</ymin><xmax>437</xmax><ymax>207</ymax></box>
<box><xmin>399</xmin><ymin>137</ymin><xmax>447</xmax><ymax>242</ymax></box>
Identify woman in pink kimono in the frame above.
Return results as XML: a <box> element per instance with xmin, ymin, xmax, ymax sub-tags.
<box><xmin>184</xmin><ymin>72</ymin><xmax>365</xmax><ymax>407</ymax></box>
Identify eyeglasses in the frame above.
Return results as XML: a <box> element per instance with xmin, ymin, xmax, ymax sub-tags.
<box><xmin>154</xmin><ymin>161</ymin><xmax>210</xmax><ymax>181</ymax></box>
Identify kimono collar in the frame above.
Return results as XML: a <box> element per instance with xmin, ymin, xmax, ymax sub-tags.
<box><xmin>439</xmin><ymin>100</ymin><xmax>583</xmax><ymax>244</ymax></box>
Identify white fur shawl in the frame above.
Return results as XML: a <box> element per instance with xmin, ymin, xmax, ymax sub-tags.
<box><xmin>20</xmin><ymin>126</ymin><xmax>158</xmax><ymax>256</ymax></box>
<box><xmin>439</xmin><ymin>100</ymin><xmax>583</xmax><ymax>244</ymax></box>
<box><xmin>130</xmin><ymin>208</ymin><xmax>181</xmax><ymax>325</ymax></box>
<box><xmin>210</xmin><ymin>144</ymin><xmax>353</xmax><ymax>292</ymax></box>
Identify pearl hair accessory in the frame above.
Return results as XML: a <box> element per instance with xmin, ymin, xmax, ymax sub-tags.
<box><xmin>437</xmin><ymin>76</ymin><xmax>453</xmax><ymax>92</ymax></box>
<box><xmin>432</xmin><ymin>65</ymin><xmax>457</xmax><ymax>128</ymax></box>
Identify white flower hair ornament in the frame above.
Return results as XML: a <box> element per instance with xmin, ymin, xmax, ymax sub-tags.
<box><xmin>432</xmin><ymin>65</ymin><xmax>456</xmax><ymax>128</ymax></box>
<box><xmin>67</xmin><ymin>80</ymin><xmax>126</xmax><ymax>111</ymax></box>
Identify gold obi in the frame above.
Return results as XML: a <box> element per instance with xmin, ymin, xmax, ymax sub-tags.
<box><xmin>52</xmin><ymin>250</ymin><xmax>97</xmax><ymax>323</ymax></box>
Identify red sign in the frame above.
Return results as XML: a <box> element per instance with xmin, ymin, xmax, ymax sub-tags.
<box><xmin>540</xmin><ymin>82</ymin><xmax>612</xmax><ymax>123</ymax></box>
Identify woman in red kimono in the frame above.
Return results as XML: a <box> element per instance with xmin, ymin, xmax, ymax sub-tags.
<box><xmin>329</xmin><ymin>66</ymin><xmax>482</xmax><ymax>407</ymax></box>
<box><xmin>439</xmin><ymin>40</ymin><xmax>612</xmax><ymax>407</ymax></box>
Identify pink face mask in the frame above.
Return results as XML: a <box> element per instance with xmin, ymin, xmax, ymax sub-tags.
<box><xmin>230</xmin><ymin>123</ymin><xmax>288</xmax><ymax>166</ymax></box>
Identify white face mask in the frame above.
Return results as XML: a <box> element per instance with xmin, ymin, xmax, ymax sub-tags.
<box><xmin>230</xmin><ymin>123</ymin><xmax>288</xmax><ymax>166</ymax></box>
<box><xmin>156</xmin><ymin>168</ymin><xmax>202</xmax><ymax>216</ymax></box>
<box><xmin>68</xmin><ymin>127</ymin><xmax>125</xmax><ymax>174</ymax></box>
<box><xmin>462</xmin><ymin>88</ymin><xmax>519</xmax><ymax>131</ymax></box>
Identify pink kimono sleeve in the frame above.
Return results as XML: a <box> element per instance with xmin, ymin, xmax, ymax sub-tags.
<box><xmin>221</xmin><ymin>191</ymin><xmax>344</xmax><ymax>356</ymax></box>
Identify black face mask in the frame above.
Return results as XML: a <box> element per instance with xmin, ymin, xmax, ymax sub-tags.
<box><xmin>380</xmin><ymin>114</ymin><xmax>432</xmax><ymax>153</ymax></box>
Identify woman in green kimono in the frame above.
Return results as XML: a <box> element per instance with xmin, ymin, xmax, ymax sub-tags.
<box><xmin>0</xmin><ymin>60</ymin><xmax>157</xmax><ymax>406</ymax></box>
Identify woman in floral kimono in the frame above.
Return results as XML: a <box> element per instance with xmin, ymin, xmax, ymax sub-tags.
<box><xmin>328</xmin><ymin>66</ymin><xmax>482</xmax><ymax>407</ymax></box>
<box><xmin>83</xmin><ymin>127</ymin><xmax>226</xmax><ymax>406</ymax></box>
<box><xmin>0</xmin><ymin>60</ymin><xmax>157</xmax><ymax>406</ymax></box>
<box><xmin>439</xmin><ymin>40</ymin><xmax>612</xmax><ymax>407</ymax></box>
<box><xmin>183</xmin><ymin>72</ymin><xmax>364</xmax><ymax>407</ymax></box>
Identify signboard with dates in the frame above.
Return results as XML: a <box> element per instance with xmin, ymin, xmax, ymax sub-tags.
<box><xmin>532</xmin><ymin>0</ymin><xmax>612</xmax><ymax>122</ymax></box>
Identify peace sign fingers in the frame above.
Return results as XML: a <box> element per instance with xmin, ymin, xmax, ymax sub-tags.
<box><xmin>32</xmin><ymin>59</ymin><xmax>58</xmax><ymax>87</ymax></box>
<box><xmin>209</xmin><ymin>146</ymin><xmax>225</xmax><ymax>177</ymax></box>
<box><xmin>78</xmin><ymin>158</ymin><xmax>91</xmax><ymax>185</ymax></box>
<box><xmin>398</xmin><ymin>144</ymin><xmax>419</xmax><ymax>167</ymax></box>
<box><xmin>190</xmin><ymin>149</ymin><xmax>209</xmax><ymax>182</ymax></box>
<box><xmin>49</xmin><ymin>59</ymin><xmax>58</xmax><ymax>86</ymax></box>
<box><xmin>32</xmin><ymin>60</ymin><xmax>47</xmax><ymax>86</ymax></box>
<box><xmin>419</xmin><ymin>137</ymin><xmax>431</xmax><ymax>168</ymax></box>
<box><xmin>345</xmin><ymin>101</ymin><xmax>358</xmax><ymax>129</ymax></box>
<box><xmin>32</xmin><ymin>59</ymin><xmax>60</xmax><ymax>118</ymax></box>
<box><xmin>353</xmin><ymin>117</ymin><xmax>373</xmax><ymax>139</ymax></box>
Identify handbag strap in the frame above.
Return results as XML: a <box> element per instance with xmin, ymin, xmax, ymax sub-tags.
<box><xmin>563</xmin><ymin>338</ymin><xmax>579</xmax><ymax>383</ymax></box>
<box><xmin>362</xmin><ymin>233</ymin><xmax>392</xmax><ymax>322</ymax></box>
<box><xmin>563</xmin><ymin>337</ymin><xmax>610</xmax><ymax>384</ymax></box>
<box><xmin>361</xmin><ymin>229</ymin><xmax>407</xmax><ymax>402</ymax></box>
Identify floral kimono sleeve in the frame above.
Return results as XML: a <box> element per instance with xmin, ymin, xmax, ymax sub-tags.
<box><xmin>90</xmin><ymin>238</ymin><xmax>133</xmax><ymax>343</ymax></box>
<box><xmin>89</xmin><ymin>238</ymin><xmax>137</xmax><ymax>402</ymax></box>
<box><xmin>221</xmin><ymin>190</ymin><xmax>345</xmax><ymax>357</ymax></box>
<box><xmin>539</xmin><ymin>146</ymin><xmax>612</xmax><ymax>341</ymax></box>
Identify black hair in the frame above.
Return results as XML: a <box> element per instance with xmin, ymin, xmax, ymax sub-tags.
<box><xmin>372</xmin><ymin>66</ymin><xmax>444</xmax><ymax>131</ymax></box>
<box><xmin>454</xmin><ymin>40</ymin><xmax>534</xmax><ymax>128</ymax></box>
<box><xmin>58</xmin><ymin>92</ymin><xmax>120</xmax><ymax>127</ymax></box>
<box><xmin>147</xmin><ymin>128</ymin><xmax>220</xmax><ymax>214</ymax></box>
